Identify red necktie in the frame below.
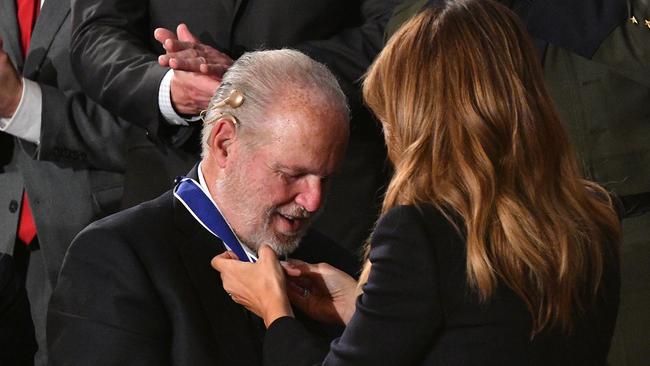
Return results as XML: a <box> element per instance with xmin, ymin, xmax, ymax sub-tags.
<box><xmin>16</xmin><ymin>0</ymin><xmax>40</xmax><ymax>58</ymax></box>
<box><xmin>16</xmin><ymin>0</ymin><xmax>40</xmax><ymax>245</ymax></box>
<box><xmin>17</xmin><ymin>191</ymin><xmax>37</xmax><ymax>245</ymax></box>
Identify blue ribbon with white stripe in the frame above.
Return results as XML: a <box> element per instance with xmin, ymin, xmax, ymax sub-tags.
<box><xmin>174</xmin><ymin>176</ymin><xmax>257</xmax><ymax>262</ymax></box>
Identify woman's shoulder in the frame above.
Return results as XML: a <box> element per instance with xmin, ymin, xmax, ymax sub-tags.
<box><xmin>377</xmin><ymin>203</ymin><xmax>459</xmax><ymax>233</ymax></box>
<box><xmin>372</xmin><ymin>203</ymin><xmax>463</xmax><ymax>254</ymax></box>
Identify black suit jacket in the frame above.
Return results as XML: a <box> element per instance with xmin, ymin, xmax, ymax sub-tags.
<box><xmin>48</xmin><ymin>167</ymin><xmax>359</xmax><ymax>365</ymax></box>
<box><xmin>264</xmin><ymin>204</ymin><xmax>621</xmax><ymax>366</ymax></box>
<box><xmin>0</xmin><ymin>253</ymin><xmax>36</xmax><ymax>365</ymax></box>
<box><xmin>69</xmin><ymin>0</ymin><xmax>397</xmax><ymax>251</ymax></box>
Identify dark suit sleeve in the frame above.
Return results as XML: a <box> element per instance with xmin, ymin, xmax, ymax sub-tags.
<box><xmin>35</xmin><ymin>85</ymin><xmax>130</xmax><ymax>172</ymax></box>
<box><xmin>264</xmin><ymin>205</ymin><xmax>442</xmax><ymax>366</ymax></box>
<box><xmin>47</xmin><ymin>223</ymin><xmax>170</xmax><ymax>365</ymax></box>
<box><xmin>70</xmin><ymin>0</ymin><xmax>170</xmax><ymax>137</ymax></box>
<box><xmin>293</xmin><ymin>0</ymin><xmax>400</xmax><ymax>108</ymax></box>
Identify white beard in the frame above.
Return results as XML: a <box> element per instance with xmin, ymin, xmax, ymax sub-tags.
<box><xmin>213</xmin><ymin>164</ymin><xmax>307</xmax><ymax>257</ymax></box>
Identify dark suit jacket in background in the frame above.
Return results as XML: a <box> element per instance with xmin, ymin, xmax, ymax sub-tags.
<box><xmin>70</xmin><ymin>0</ymin><xmax>400</xmax><ymax>252</ymax></box>
<box><xmin>0</xmin><ymin>0</ymin><xmax>130</xmax><ymax>364</ymax></box>
<box><xmin>264</xmin><ymin>205</ymin><xmax>620</xmax><ymax>366</ymax></box>
<box><xmin>0</xmin><ymin>253</ymin><xmax>36</xmax><ymax>365</ymax></box>
<box><xmin>48</xmin><ymin>167</ymin><xmax>359</xmax><ymax>365</ymax></box>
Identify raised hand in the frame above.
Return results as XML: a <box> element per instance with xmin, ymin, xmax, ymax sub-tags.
<box><xmin>169</xmin><ymin>69</ymin><xmax>220</xmax><ymax>115</ymax></box>
<box><xmin>154</xmin><ymin>24</ymin><xmax>232</xmax><ymax>79</ymax></box>
<box><xmin>0</xmin><ymin>37</ymin><xmax>23</xmax><ymax>119</ymax></box>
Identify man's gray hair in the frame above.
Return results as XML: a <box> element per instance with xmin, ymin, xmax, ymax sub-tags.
<box><xmin>201</xmin><ymin>49</ymin><xmax>349</xmax><ymax>157</ymax></box>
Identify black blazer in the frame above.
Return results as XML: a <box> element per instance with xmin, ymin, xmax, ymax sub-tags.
<box><xmin>264</xmin><ymin>204</ymin><xmax>621</xmax><ymax>365</ymax></box>
<box><xmin>47</xmin><ymin>167</ymin><xmax>359</xmax><ymax>365</ymax></box>
<box><xmin>0</xmin><ymin>254</ymin><xmax>36</xmax><ymax>365</ymax></box>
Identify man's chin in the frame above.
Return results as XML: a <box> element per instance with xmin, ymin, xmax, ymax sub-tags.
<box><xmin>266</xmin><ymin>231</ymin><xmax>306</xmax><ymax>257</ymax></box>
<box><xmin>242</xmin><ymin>230</ymin><xmax>304</xmax><ymax>257</ymax></box>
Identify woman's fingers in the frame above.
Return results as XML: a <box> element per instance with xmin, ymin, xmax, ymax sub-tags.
<box><xmin>211</xmin><ymin>250</ymin><xmax>239</xmax><ymax>271</ymax></box>
<box><xmin>284</xmin><ymin>258</ymin><xmax>323</xmax><ymax>277</ymax></box>
<box><xmin>286</xmin><ymin>280</ymin><xmax>309</xmax><ymax>302</ymax></box>
<box><xmin>257</xmin><ymin>245</ymin><xmax>279</xmax><ymax>263</ymax></box>
<box><xmin>280</xmin><ymin>261</ymin><xmax>303</xmax><ymax>277</ymax></box>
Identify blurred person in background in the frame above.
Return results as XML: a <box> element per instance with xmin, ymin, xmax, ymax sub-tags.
<box><xmin>1</xmin><ymin>0</ymin><xmax>129</xmax><ymax>364</ymax></box>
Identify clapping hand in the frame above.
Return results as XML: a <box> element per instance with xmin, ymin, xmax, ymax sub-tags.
<box><xmin>154</xmin><ymin>23</ymin><xmax>233</xmax><ymax>79</ymax></box>
<box><xmin>0</xmin><ymin>37</ymin><xmax>23</xmax><ymax>119</ymax></box>
<box><xmin>152</xmin><ymin>24</ymin><xmax>226</xmax><ymax>115</ymax></box>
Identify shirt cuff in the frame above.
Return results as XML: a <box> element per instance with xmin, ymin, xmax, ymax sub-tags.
<box><xmin>0</xmin><ymin>78</ymin><xmax>42</xmax><ymax>145</ymax></box>
<box><xmin>159</xmin><ymin>69</ymin><xmax>197</xmax><ymax>126</ymax></box>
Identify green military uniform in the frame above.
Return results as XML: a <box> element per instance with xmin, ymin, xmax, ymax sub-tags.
<box><xmin>385</xmin><ymin>0</ymin><xmax>428</xmax><ymax>40</ymax></box>
<box><xmin>385</xmin><ymin>1</ymin><xmax>650</xmax><ymax>365</ymax></box>
<box><xmin>543</xmin><ymin>2</ymin><xmax>650</xmax><ymax>365</ymax></box>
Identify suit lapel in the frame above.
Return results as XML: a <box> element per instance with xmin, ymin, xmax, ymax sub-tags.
<box><xmin>23</xmin><ymin>0</ymin><xmax>70</xmax><ymax>77</ymax></box>
<box><xmin>173</xmin><ymin>169</ymin><xmax>262</xmax><ymax>365</ymax></box>
<box><xmin>0</xmin><ymin>0</ymin><xmax>24</xmax><ymax>68</ymax></box>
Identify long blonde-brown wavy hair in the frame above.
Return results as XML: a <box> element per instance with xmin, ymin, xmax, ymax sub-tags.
<box><xmin>360</xmin><ymin>0</ymin><xmax>620</xmax><ymax>335</ymax></box>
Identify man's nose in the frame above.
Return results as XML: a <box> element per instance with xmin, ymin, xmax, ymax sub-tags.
<box><xmin>295</xmin><ymin>176</ymin><xmax>323</xmax><ymax>213</ymax></box>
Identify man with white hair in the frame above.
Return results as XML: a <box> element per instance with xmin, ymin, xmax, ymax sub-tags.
<box><xmin>47</xmin><ymin>49</ymin><xmax>358</xmax><ymax>365</ymax></box>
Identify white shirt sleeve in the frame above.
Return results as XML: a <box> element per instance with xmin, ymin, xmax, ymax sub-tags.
<box><xmin>0</xmin><ymin>78</ymin><xmax>42</xmax><ymax>145</ymax></box>
<box><xmin>158</xmin><ymin>69</ymin><xmax>204</xmax><ymax>126</ymax></box>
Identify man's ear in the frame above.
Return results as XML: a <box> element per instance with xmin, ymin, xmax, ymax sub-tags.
<box><xmin>208</xmin><ymin>116</ymin><xmax>238</xmax><ymax>167</ymax></box>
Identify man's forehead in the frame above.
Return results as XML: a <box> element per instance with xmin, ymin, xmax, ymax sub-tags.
<box><xmin>270</xmin><ymin>85</ymin><xmax>346</xmax><ymax>119</ymax></box>
<box><xmin>240</xmin><ymin>89</ymin><xmax>348</xmax><ymax>161</ymax></box>
<box><xmin>264</xmin><ymin>98</ymin><xmax>347</xmax><ymax>132</ymax></box>
<box><xmin>249</xmin><ymin>113</ymin><xmax>347</xmax><ymax>175</ymax></box>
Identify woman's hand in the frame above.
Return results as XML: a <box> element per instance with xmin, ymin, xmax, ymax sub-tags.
<box><xmin>211</xmin><ymin>246</ymin><xmax>294</xmax><ymax>328</ymax></box>
<box><xmin>282</xmin><ymin>260</ymin><xmax>358</xmax><ymax>325</ymax></box>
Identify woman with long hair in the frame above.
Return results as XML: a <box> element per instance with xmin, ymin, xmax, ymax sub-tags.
<box><xmin>212</xmin><ymin>0</ymin><xmax>622</xmax><ymax>364</ymax></box>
